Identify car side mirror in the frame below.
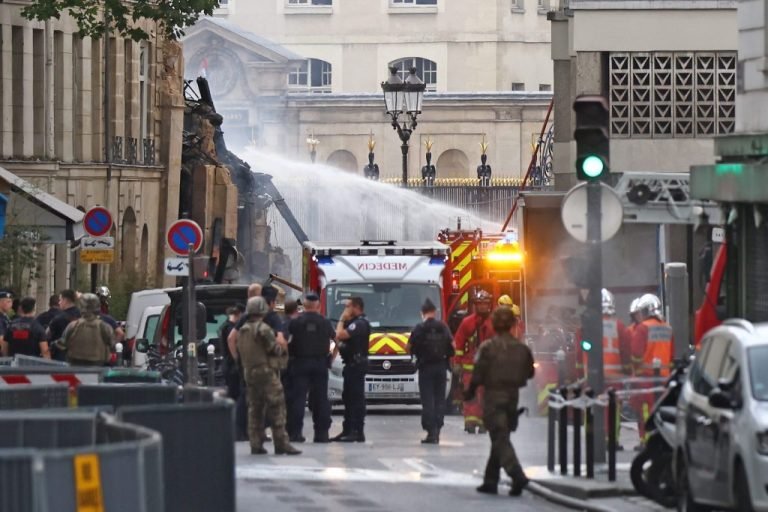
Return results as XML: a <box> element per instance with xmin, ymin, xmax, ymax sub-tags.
<box><xmin>135</xmin><ymin>339</ymin><xmax>149</xmax><ymax>353</ymax></box>
<box><xmin>709</xmin><ymin>389</ymin><xmax>735</xmax><ymax>409</ymax></box>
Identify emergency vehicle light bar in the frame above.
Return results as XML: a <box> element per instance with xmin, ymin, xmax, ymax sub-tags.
<box><xmin>312</xmin><ymin>246</ymin><xmax>449</xmax><ymax>257</ymax></box>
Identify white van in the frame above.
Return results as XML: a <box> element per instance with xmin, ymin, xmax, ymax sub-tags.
<box><xmin>130</xmin><ymin>305</ymin><xmax>165</xmax><ymax>368</ymax></box>
<box><xmin>124</xmin><ymin>288</ymin><xmax>175</xmax><ymax>354</ymax></box>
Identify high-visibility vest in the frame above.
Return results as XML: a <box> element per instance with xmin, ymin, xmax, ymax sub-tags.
<box><xmin>640</xmin><ymin>318</ymin><xmax>673</xmax><ymax>377</ymax></box>
<box><xmin>602</xmin><ymin>317</ymin><xmax>624</xmax><ymax>376</ymax></box>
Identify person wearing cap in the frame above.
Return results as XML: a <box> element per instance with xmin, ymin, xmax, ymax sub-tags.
<box><xmin>408</xmin><ymin>298</ymin><xmax>455</xmax><ymax>444</ymax></box>
<box><xmin>285</xmin><ymin>293</ymin><xmax>335</xmax><ymax>443</ymax></box>
<box><xmin>0</xmin><ymin>289</ymin><xmax>14</xmax><ymax>351</ymax></box>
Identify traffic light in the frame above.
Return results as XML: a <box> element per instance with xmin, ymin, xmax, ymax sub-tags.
<box><xmin>573</xmin><ymin>95</ymin><xmax>610</xmax><ymax>181</ymax></box>
<box><xmin>192</xmin><ymin>256</ymin><xmax>212</xmax><ymax>282</ymax></box>
<box><xmin>580</xmin><ymin>339</ymin><xmax>594</xmax><ymax>352</ymax></box>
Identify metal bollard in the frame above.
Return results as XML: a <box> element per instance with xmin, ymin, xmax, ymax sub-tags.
<box><xmin>206</xmin><ymin>344</ymin><xmax>216</xmax><ymax>387</ymax></box>
<box><xmin>572</xmin><ymin>387</ymin><xmax>582</xmax><ymax>477</ymax></box>
<box><xmin>547</xmin><ymin>391</ymin><xmax>556</xmax><ymax>472</ymax></box>
<box><xmin>585</xmin><ymin>387</ymin><xmax>595</xmax><ymax>479</ymax></box>
<box><xmin>608</xmin><ymin>388</ymin><xmax>617</xmax><ymax>482</ymax></box>
<box><xmin>558</xmin><ymin>386</ymin><xmax>568</xmax><ymax>475</ymax></box>
<box><xmin>555</xmin><ymin>349</ymin><xmax>566</xmax><ymax>387</ymax></box>
<box><xmin>115</xmin><ymin>342</ymin><xmax>124</xmax><ymax>367</ymax></box>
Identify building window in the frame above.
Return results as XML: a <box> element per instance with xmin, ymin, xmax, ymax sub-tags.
<box><xmin>511</xmin><ymin>82</ymin><xmax>525</xmax><ymax>91</ymax></box>
<box><xmin>609</xmin><ymin>51</ymin><xmax>736</xmax><ymax>138</ymax></box>
<box><xmin>287</xmin><ymin>0</ymin><xmax>332</xmax><ymax>4</ymax></box>
<box><xmin>539</xmin><ymin>83</ymin><xmax>551</xmax><ymax>92</ymax></box>
<box><xmin>139</xmin><ymin>42</ymin><xmax>149</xmax><ymax>161</ymax></box>
<box><xmin>288</xmin><ymin>58</ymin><xmax>332</xmax><ymax>93</ymax></box>
<box><xmin>390</xmin><ymin>57</ymin><xmax>437</xmax><ymax>91</ymax></box>
<box><xmin>511</xmin><ymin>0</ymin><xmax>525</xmax><ymax>12</ymax></box>
<box><xmin>392</xmin><ymin>0</ymin><xmax>437</xmax><ymax>4</ymax></box>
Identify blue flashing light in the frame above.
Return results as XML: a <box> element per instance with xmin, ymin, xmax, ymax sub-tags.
<box><xmin>316</xmin><ymin>256</ymin><xmax>334</xmax><ymax>265</ymax></box>
<box><xmin>429</xmin><ymin>256</ymin><xmax>447</xmax><ymax>265</ymax></box>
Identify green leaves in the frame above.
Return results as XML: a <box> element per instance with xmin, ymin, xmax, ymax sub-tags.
<box><xmin>21</xmin><ymin>0</ymin><xmax>219</xmax><ymax>41</ymax></box>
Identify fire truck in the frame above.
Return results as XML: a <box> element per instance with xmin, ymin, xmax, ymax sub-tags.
<box><xmin>302</xmin><ymin>240</ymin><xmax>451</xmax><ymax>404</ymax></box>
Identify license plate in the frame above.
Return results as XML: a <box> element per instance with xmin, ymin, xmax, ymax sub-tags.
<box><xmin>367</xmin><ymin>382</ymin><xmax>405</xmax><ymax>393</ymax></box>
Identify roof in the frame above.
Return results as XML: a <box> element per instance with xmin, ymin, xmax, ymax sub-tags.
<box><xmin>184</xmin><ymin>17</ymin><xmax>304</xmax><ymax>62</ymax></box>
<box><xmin>0</xmin><ymin>166</ymin><xmax>84</xmax><ymax>242</ymax></box>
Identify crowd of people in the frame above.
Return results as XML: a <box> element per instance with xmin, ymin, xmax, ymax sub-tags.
<box><xmin>0</xmin><ymin>286</ymin><xmax>123</xmax><ymax>366</ymax></box>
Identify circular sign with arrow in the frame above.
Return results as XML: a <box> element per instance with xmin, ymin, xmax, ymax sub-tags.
<box><xmin>166</xmin><ymin>219</ymin><xmax>204</xmax><ymax>257</ymax></box>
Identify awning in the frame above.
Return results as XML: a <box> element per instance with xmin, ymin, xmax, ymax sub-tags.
<box><xmin>0</xmin><ymin>166</ymin><xmax>84</xmax><ymax>243</ymax></box>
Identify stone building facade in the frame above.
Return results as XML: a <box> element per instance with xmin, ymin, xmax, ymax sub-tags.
<box><xmin>0</xmin><ymin>2</ymin><xmax>187</xmax><ymax>300</ymax></box>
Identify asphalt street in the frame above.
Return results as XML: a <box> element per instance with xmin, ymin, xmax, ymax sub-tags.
<box><xmin>235</xmin><ymin>405</ymin><xmax>570</xmax><ymax>511</ymax></box>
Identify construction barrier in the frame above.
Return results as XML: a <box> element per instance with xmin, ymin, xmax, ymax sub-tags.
<box><xmin>0</xmin><ymin>366</ymin><xmax>103</xmax><ymax>389</ymax></box>
<box><xmin>119</xmin><ymin>401</ymin><xmax>236</xmax><ymax>512</ymax></box>
<box><xmin>0</xmin><ymin>410</ymin><xmax>163</xmax><ymax>512</ymax></box>
<box><xmin>77</xmin><ymin>383</ymin><xmax>179</xmax><ymax>409</ymax></box>
<box><xmin>0</xmin><ymin>383</ymin><xmax>69</xmax><ymax>410</ymax></box>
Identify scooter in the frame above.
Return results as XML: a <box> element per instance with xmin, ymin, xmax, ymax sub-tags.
<box><xmin>630</xmin><ymin>358</ymin><xmax>689</xmax><ymax>508</ymax></box>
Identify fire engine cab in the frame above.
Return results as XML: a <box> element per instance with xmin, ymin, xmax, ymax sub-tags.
<box><xmin>302</xmin><ymin>240</ymin><xmax>451</xmax><ymax>404</ymax></box>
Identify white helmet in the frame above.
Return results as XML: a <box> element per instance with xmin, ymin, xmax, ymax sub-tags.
<box><xmin>637</xmin><ymin>293</ymin><xmax>663</xmax><ymax>320</ymax></box>
<box><xmin>629</xmin><ymin>298</ymin><xmax>641</xmax><ymax>316</ymax></box>
<box><xmin>601</xmin><ymin>288</ymin><xmax>615</xmax><ymax>316</ymax></box>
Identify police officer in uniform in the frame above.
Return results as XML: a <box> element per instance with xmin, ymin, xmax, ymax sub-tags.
<box><xmin>332</xmin><ymin>296</ymin><xmax>371</xmax><ymax>443</ymax></box>
<box><xmin>408</xmin><ymin>298</ymin><xmax>454</xmax><ymax>444</ymax></box>
<box><xmin>237</xmin><ymin>296</ymin><xmax>300</xmax><ymax>456</ymax></box>
<box><xmin>2</xmin><ymin>297</ymin><xmax>48</xmax><ymax>358</ymax></box>
<box><xmin>286</xmin><ymin>293</ymin><xmax>335</xmax><ymax>443</ymax></box>
<box><xmin>465</xmin><ymin>307</ymin><xmax>535</xmax><ymax>497</ymax></box>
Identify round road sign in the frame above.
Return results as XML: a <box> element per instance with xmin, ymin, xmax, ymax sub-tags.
<box><xmin>166</xmin><ymin>219</ymin><xmax>204</xmax><ymax>256</ymax></box>
<box><xmin>83</xmin><ymin>207</ymin><xmax>113</xmax><ymax>237</ymax></box>
<box><xmin>561</xmin><ymin>182</ymin><xmax>624</xmax><ymax>243</ymax></box>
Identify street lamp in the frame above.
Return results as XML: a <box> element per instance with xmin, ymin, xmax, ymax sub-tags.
<box><xmin>381</xmin><ymin>66</ymin><xmax>426</xmax><ymax>187</ymax></box>
<box><xmin>306</xmin><ymin>130</ymin><xmax>320</xmax><ymax>163</ymax></box>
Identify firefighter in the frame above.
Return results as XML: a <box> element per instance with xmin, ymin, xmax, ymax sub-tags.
<box><xmin>466</xmin><ymin>307</ymin><xmax>534</xmax><ymax>496</ymax></box>
<box><xmin>497</xmin><ymin>295</ymin><xmax>524</xmax><ymax>338</ymax></box>
<box><xmin>96</xmin><ymin>286</ymin><xmax>111</xmax><ymax>315</ymax></box>
<box><xmin>631</xmin><ymin>293</ymin><xmax>674</xmax><ymax>442</ymax></box>
<box><xmin>627</xmin><ymin>298</ymin><xmax>642</xmax><ymax>338</ymax></box>
<box><xmin>453</xmin><ymin>290</ymin><xmax>495</xmax><ymax>434</ymax></box>
<box><xmin>575</xmin><ymin>289</ymin><xmax>631</xmax><ymax>380</ymax></box>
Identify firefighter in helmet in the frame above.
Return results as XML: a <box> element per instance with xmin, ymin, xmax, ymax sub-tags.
<box><xmin>497</xmin><ymin>295</ymin><xmax>524</xmax><ymax>338</ymax></box>
<box><xmin>453</xmin><ymin>290</ymin><xmax>495</xmax><ymax>433</ymax></box>
<box><xmin>575</xmin><ymin>289</ymin><xmax>631</xmax><ymax>379</ymax></box>
<box><xmin>631</xmin><ymin>293</ymin><xmax>674</xmax><ymax>442</ymax></box>
<box><xmin>96</xmin><ymin>286</ymin><xmax>111</xmax><ymax>315</ymax></box>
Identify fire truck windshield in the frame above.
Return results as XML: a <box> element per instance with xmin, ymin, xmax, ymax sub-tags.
<box><xmin>326</xmin><ymin>283</ymin><xmax>442</xmax><ymax>330</ymax></box>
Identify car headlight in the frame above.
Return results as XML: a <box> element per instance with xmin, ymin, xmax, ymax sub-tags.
<box><xmin>756</xmin><ymin>432</ymin><xmax>768</xmax><ymax>455</ymax></box>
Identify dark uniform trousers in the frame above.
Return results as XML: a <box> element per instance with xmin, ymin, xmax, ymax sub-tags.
<box><xmin>418</xmin><ymin>361</ymin><xmax>447</xmax><ymax>433</ymax></box>
<box><xmin>342</xmin><ymin>363</ymin><xmax>367</xmax><ymax>433</ymax></box>
<box><xmin>288</xmin><ymin>357</ymin><xmax>332</xmax><ymax>437</ymax></box>
<box><xmin>483</xmin><ymin>388</ymin><xmax>523</xmax><ymax>485</ymax></box>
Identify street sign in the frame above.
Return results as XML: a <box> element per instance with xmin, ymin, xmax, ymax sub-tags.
<box><xmin>166</xmin><ymin>219</ymin><xmax>204</xmax><ymax>257</ymax></box>
<box><xmin>82</xmin><ymin>236</ymin><xmax>114</xmax><ymax>249</ymax></box>
<box><xmin>165</xmin><ymin>257</ymin><xmax>190</xmax><ymax>276</ymax></box>
<box><xmin>80</xmin><ymin>249</ymin><xmax>114</xmax><ymax>264</ymax></box>
<box><xmin>712</xmin><ymin>227</ymin><xmax>725</xmax><ymax>243</ymax></box>
<box><xmin>561</xmin><ymin>182</ymin><xmax>624</xmax><ymax>243</ymax></box>
<box><xmin>83</xmin><ymin>207</ymin><xmax>113</xmax><ymax>237</ymax></box>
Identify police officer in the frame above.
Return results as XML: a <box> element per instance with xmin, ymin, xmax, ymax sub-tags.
<box><xmin>286</xmin><ymin>293</ymin><xmax>334</xmax><ymax>443</ymax></box>
<box><xmin>2</xmin><ymin>297</ymin><xmax>48</xmax><ymax>358</ymax></box>
<box><xmin>237</xmin><ymin>296</ymin><xmax>300</xmax><ymax>456</ymax></box>
<box><xmin>408</xmin><ymin>298</ymin><xmax>454</xmax><ymax>444</ymax></box>
<box><xmin>59</xmin><ymin>293</ymin><xmax>114</xmax><ymax>366</ymax></box>
<box><xmin>0</xmin><ymin>289</ymin><xmax>13</xmax><ymax>352</ymax></box>
<box><xmin>331</xmin><ymin>296</ymin><xmax>371</xmax><ymax>443</ymax></box>
<box><xmin>48</xmin><ymin>289</ymin><xmax>81</xmax><ymax>361</ymax></box>
<box><xmin>465</xmin><ymin>307</ymin><xmax>535</xmax><ymax>497</ymax></box>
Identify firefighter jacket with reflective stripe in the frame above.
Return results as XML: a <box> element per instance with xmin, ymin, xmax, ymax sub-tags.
<box><xmin>631</xmin><ymin>318</ymin><xmax>673</xmax><ymax>377</ymax></box>
<box><xmin>452</xmin><ymin>313</ymin><xmax>494</xmax><ymax>370</ymax></box>
<box><xmin>575</xmin><ymin>317</ymin><xmax>631</xmax><ymax>379</ymax></box>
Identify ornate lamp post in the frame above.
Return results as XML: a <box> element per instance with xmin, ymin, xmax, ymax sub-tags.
<box><xmin>381</xmin><ymin>66</ymin><xmax>426</xmax><ymax>187</ymax></box>
<box><xmin>363</xmin><ymin>131</ymin><xmax>380</xmax><ymax>180</ymax></box>
<box><xmin>306</xmin><ymin>130</ymin><xmax>320</xmax><ymax>163</ymax></box>
<box><xmin>421</xmin><ymin>137</ymin><xmax>436</xmax><ymax>187</ymax></box>
<box><xmin>477</xmin><ymin>134</ymin><xmax>492</xmax><ymax>187</ymax></box>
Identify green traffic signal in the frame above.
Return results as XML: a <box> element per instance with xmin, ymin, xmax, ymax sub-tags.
<box><xmin>581</xmin><ymin>155</ymin><xmax>605</xmax><ymax>178</ymax></box>
<box><xmin>580</xmin><ymin>339</ymin><xmax>593</xmax><ymax>352</ymax></box>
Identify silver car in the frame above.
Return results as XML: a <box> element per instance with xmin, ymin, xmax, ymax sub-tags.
<box><xmin>675</xmin><ymin>319</ymin><xmax>768</xmax><ymax>512</ymax></box>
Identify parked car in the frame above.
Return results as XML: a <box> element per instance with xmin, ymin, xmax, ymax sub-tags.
<box><xmin>675</xmin><ymin>318</ymin><xmax>768</xmax><ymax>512</ymax></box>
<box><xmin>130</xmin><ymin>305</ymin><xmax>165</xmax><ymax>368</ymax></box>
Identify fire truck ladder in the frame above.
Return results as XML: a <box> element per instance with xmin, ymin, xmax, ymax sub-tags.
<box><xmin>614</xmin><ymin>172</ymin><xmax>723</xmax><ymax>225</ymax></box>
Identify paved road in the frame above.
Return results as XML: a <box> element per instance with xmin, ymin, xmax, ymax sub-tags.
<box><xmin>235</xmin><ymin>405</ymin><xmax>568</xmax><ymax>511</ymax></box>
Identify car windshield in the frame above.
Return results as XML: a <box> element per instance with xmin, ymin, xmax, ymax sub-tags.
<box><xmin>325</xmin><ymin>283</ymin><xmax>441</xmax><ymax>330</ymax></box>
<box><xmin>171</xmin><ymin>314</ymin><xmax>228</xmax><ymax>346</ymax></box>
<box><xmin>749</xmin><ymin>346</ymin><xmax>768</xmax><ymax>401</ymax></box>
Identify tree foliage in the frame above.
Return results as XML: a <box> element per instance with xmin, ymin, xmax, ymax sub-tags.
<box><xmin>0</xmin><ymin>226</ymin><xmax>43</xmax><ymax>296</ymax></box>
<box><xmin>21</xmin><ymin>0</ymin><xmax>219</xmax><ymax>41</ymax></box>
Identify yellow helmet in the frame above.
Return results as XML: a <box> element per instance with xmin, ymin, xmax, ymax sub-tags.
<box><xmin>498</xmin><ymin>294</ymin><xmax>514</xmax><ymax>306</ymax></box>
<box><xmin>511</xmin><ymin>304</ymin><xmax>521</xmax><ymax>317</ymax></box>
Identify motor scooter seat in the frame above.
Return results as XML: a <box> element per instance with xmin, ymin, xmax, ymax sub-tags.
<box><xmin>659</xmin><ymin>406</ymin><xmax>677</xmax><ymax>423</ymax></box>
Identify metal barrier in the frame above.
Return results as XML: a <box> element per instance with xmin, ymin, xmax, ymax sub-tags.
<box><xmin>0</xmin><ymin>366</ymin><xmax>103</xmax><ymax>390</ymax></box>
<box><xmin>102</xmin><ymin>368</ymin><xmax>163</xmax><ymax>383</ymax></box>
<box><xmin>0</xmin><ymin>383</ymin><xmax>69</xmax><ymax>410</ymax></box>
<box><xmin>0</xmin><ymin>357</ymin><xmax>12</xmax><ymax>366</ymax></box>
<box><xmin>0</xmin><ymin>410</ymin><xmax>163</xmax><ymax>512</ymax></box>
<box><xmin>119</xmin><ymin>401</ymin><xmax>236</xmax><ymax>512</ymax></box>
<box><xmin>182</xmin><ymin>384</ymin><xmax>228</xmax><ymax>403</ymax></box>
<box><xmin>77</xmin><ymin>383</ymin><xmax>179</xmax><ymax>409</ymax></box>
<box><xmin>12</xmin><ymin>354</ymin><xmax>69</xmax><ymax>367</ymax></box>
<box><xmin>546</xmin><ymin>378</ymin><xmax>666</xmax><ymax>482</ymax></box>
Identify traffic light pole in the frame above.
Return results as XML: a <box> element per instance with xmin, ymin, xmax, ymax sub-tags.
<box><xmin>585</xmin><ymin>180</ymin><xmax>606</xmax><ymax>464</ymax></box>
